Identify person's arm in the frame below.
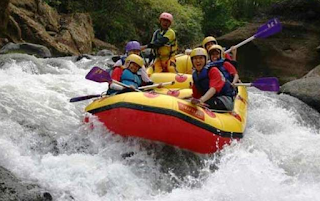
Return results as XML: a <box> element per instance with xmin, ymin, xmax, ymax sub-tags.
<box><xmin>111</xmin><ymin>67</ymin><xmax>123</xmax><ymax>81</ymax></box>
<box><xmin>224</xmin><ymin>61</ymin><xmax>240</xmax><ymax>85</ymax></box>
<box><xmin>109</xmin><ymin>83</ymin><xmax>124</xmax><ymax>91</ymax></box>
<box><xmin>231</xmin><ymin>74</ymin><xmax>240</xmax><ymax>86</ymax></box>
<box><xmin>199</xmin><ymin>87</ymin><xmax>216</xmax><ymax>103</ymax></box>
<box><xmin>147</xmin><ymin>37</ymin><xmax>169</xmax><ymax>49</ymax></box>
<box><xmin>146</xmin><ymin>29</ymin><xmax>174</xmax><ymax>49</ymax></box>
<box><xmin>113</xmin><ymin>59</ymin><xmax>122</xmax><ymax>68</ymax></box>
<box><xmin>198</xmin><ymin>68</ymin><xmax>224</xmax><ymax>104</ymax></box>
<box><xmin>230</xmin><ymin>46</ymin><xmax>237</xmax><ymax>61</ymax></box>
<box><xmin>141</xmin><ymin>36</ymin><xmax>168</xmax><ymax>50</ymax></box>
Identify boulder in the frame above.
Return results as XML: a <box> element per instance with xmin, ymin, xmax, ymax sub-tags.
<box><xmin>75</xmin><ymin>54</ymin><xmax>92</xmax><ymax>61</ymax></box>
<box><xmin>0</xmin><ymin>38</ymin><xmax>9</xmax><ymax>47</ymax></box>
<box><xmin>281</xmin><ymin>64</ymin><xmax>320</xmax><ymax>112</ymax></box>
<box><xmin>0</xmin><ymin>166</ymin><xmax>52</xmax><ymax>201</ymax></box>
<box><xmin>304</xmin><ymin>64</ymin><xmax>320</xmax><ymax>78</ymax></box>
<box><xmin>0</xmin><ymin>42</ymin><xmax>52</xmax><ymax>57</ymax></box>
<box><xmin>93</xmin><ymin>38</ymin><xmax>119</xmax><ymax>54</ymax></box>
<box><xmin>0</xmin><ymin>0</ymin><xmax>96</xmax><ymax>56</ymax></box>
<box><xmin>0</xmin><ymin>0</ymin><xmax>10</xmax><ymax>35</ymax></box>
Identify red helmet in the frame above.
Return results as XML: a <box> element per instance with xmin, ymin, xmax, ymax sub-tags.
<box><xmin>159</xmin><ymin>12</ymin><xmax>173</xmax><ymax>23</ymax></box>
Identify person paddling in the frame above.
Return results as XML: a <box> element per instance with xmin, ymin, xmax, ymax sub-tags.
<box><xmin>107</xmin><ymin>54</ymin><xmax>144</xmax><ymax>94</ymax></box>
<box><xmin>112</xmin><ymin>41</ymin><xmax>152</xmax><ymax>85</ymax></box>
<box><xmin>207</xmin><ymin>45</ymin><xmax>240</xmax><ymax>88</ymax></box>
<box><xmin>202</xmin><ymin>36</ymin><xmax>237</xmax><ymax>63</ymax></box>
<box><xmin>141</xmin><ymin>12</ymin><xmax>178</xmax><ymax>73</ymax></box>
<box><xmin>190</xmin><ymin>48</ymin><xmax>235</xmax><ymax>111</ymax></box>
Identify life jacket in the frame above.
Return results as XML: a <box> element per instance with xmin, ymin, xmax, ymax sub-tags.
<box><xmin>120</xmin><ymin>56</ymin><xmax>126</xmax><ymax>65</ymax></box>
<box><xmin>207</xmin><ymin>59</ymin><xmax>234</xmax><ymax>83</ymax></box>
<box><xmin>151</xmin><ymin>28</ymin><xmax>177</xmax><ymax>59</ymax></box>
<box><xmin>192</xmin><ymin>66</ymin><xmax>235</xmax><ymax>98</ymax></box>
<box><xmin>121</xmin><ymin>69</ymin><xmax>142</xmax><ymax>89</ymax></box>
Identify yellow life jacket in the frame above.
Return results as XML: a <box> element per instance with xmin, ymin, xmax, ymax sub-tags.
<box><xmin>151</xmin><ymin>28</ymin><xmax>178</xmax><ymax>60</ymax></box>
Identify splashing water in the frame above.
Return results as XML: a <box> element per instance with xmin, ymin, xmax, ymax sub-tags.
<box><xmin>0</xmin><ymin>54</ymin><xmax>319</xmax><ymax>201</ymax></box>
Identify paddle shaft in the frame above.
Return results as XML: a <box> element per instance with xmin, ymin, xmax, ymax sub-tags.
<box><xmin>138</xmin><ymin>81</ymin><xmax>174</xmax><ymax>90</ymax></box>
<box><xmin>225</xmin><ymin>36</ymin><xmax>255</xmax><ymax>54</ymax></box>
<box><xmin>111</xmin><ymin>79</ymin><xmax>141</xmax><ymax>92</ymax></box>
<box><xmin>234</xmin><ymin>83</ymin><xmax>252</xmax><ymax>87</ymax></box>
<box><xmin>70</xmin><ymin>94</ymin><xmax>101</xmax><ymax>102</ymax></box>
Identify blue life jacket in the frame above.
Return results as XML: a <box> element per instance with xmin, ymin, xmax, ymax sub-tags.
<box><xmin>121</xmin><ymin>69</ymin><xmax>142</xmax><ymax>89</ymax></box>
<box><xmin>207</xmin><ymin>59</ymin><xmax>234</xmax><ymax>83</ymax></box>
<box><xmin>192</xmin><ymin>66</ymin><xmax>235</xmax><ymax>98</ymax></box>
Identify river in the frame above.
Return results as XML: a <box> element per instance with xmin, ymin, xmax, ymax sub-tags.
<box><xmin>0</xmin><ymin>54</ymin><xmax>319</xmax><ymax>201</ymax></box>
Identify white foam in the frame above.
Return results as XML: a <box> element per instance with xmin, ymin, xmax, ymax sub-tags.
<box><xmin>0</xmin><ymin>56</ymin><xmax>319</xmax><ymax>201</ymax></box>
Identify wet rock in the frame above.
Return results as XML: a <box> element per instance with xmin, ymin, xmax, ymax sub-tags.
<box><xmin>93</xmin><ymin>38</ymin><xmax>119</xmax><ymax>54</ymax></box>
<box><xmin>0</xmin><ymin>0</ymin><xmax>10</xmax><ymax>35</ymax></box>
<box><xmin>0</xmin><ymin>38</ymin><xmax>9</xmax><ymax>47</ymax></box>
<box><xmin>76</xmin><ymin>54</ymin><xmax>92</xmax><ymax>61</ymax></box>
<box><xmin>0</xmin><ymin>42</ymin><xmax>52</xmax><ymax>58</ymax></box>
<box><xmin>0</xmin><ymin>166</ymin><xmax>52</xmax><ymax>201</ymax></box>
<box><xmin>280</xmin><ymin>64</ymin><xmax>320</xmax><ymax>113</ymax></box>
<box><xmin>1</xmin><ymin>0</ymin><xmax>95</xmax><ymax>56</ymax></box>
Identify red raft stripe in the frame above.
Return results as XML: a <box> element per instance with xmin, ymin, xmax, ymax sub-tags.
<box><xmin>94</xmin><ymin>107</ymin><xmax>238</xmax><ymax>154</ymax></box>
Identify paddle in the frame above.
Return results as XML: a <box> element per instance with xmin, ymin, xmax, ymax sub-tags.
<box><xmin>235</xmin><ymin>77</ymin><xmax>279</xmax><ymax>92</ymax></box>
<box><xmin>86</xmin><ymin>66</ymin><xmax>175</xmax><ymax>90</ymax></box>
<box><xmin>85</xmin><ymin>66</ymin><xmax>141</xmax><ymax>92</ymax></box>
<box><xmin>70</xmin><ymin>94</ymin><xmax>101</xmax><ymax>102</ymax></box>
<box><xmin>225</xmin><ymin>18</ymin><xmax>282</xmax><ymax>54</ymax></box>
<box><xmin>138</xmin><ymin>81</ymin><xmax>175</xmax><ymax>90</ymax></box>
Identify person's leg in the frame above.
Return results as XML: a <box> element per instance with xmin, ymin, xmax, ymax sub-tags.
<box><xmin>167</xmin><ymin>57</ymin><xmax>177</xmax><ymax>73</ymax></box>
<box><xmin>153</xmin><ymin>58</ymin><xmax>163</xmax><ymax>73</ymax></box>
<box><xmin>206</xmin><ymin>96</ymin><xmax>234</xmax><ymax>111</ymax></box>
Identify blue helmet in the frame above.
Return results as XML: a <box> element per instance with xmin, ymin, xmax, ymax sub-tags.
<box><xmin>125</xmin><ymin>41</ymin><xmax>141</xmax><ymax>53</ymax></box>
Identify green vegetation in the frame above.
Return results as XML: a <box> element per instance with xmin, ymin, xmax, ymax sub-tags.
<box><xmin>44</xmin><ymin>0</ymin><xmax>282</xmax><ymax>50</ymax></box>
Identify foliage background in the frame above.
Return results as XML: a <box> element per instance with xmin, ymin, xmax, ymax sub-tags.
<box><xmin>44</xmin><ymin>0</ymin><xmax>283</xmax><ymax>50</ymax></box>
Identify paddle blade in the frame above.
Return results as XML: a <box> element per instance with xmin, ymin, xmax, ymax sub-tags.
<box><xmin>85</xmin><ymin>66</ymin><xmax>112</xmax><ymax>83</ymax></box>
<box><xmin>70</xmin><ymin>94</ymin><xmax>100</xmax><ymax>102</ymax></box>
<box><xmin>255</xmin><ymin>18</ymin><xmax>282</xmax><ymax>39</ymax></box>
<box><xmin>252</xmin><ymin>77</ymin><xmax>280</xmax><ymax>92</ymax></box>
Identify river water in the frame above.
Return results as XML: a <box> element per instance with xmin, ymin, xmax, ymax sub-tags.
<box><xmin>0</xmin><ymin>54</ymin><xmax>319</xmax><ymax>201</ymax></box>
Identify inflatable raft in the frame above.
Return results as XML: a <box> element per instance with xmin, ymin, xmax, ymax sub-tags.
<box><xmin>85</xmin><ymin>85</ymin><xmax>248</xmax><ymax>154</ymax></box>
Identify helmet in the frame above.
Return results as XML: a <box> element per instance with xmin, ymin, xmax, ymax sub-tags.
<box><xmin>125</xmin><ymin>54</ymin><xmax>144</xmax><ymax>68</ymax></box>
<box><xmin>208</xmin><ymin>45</ymin><xmax>224</xmax><ymax>59</ymax></box>
<box><xmin>202</xmin><ymin>36</ymin><xmax>217</xmax><ymax>49</ymax></box>
<box><xmin>190</xmin><ymin>48</ymin><xmax>208</xmax><ymax>61</ymax></box>
<box><xmin>125</xmin><ymin>41</ymin><xmax>141</xmax><ymax>53</ymax></box>
<box><xmin>159</xmin><ymin>12</ymin><xmax>173</xmax><ymax>23</ymax></box>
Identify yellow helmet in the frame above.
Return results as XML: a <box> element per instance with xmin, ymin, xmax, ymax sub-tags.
<box><xmin>202</xmin><ymin>36</ymin><xmax>217</xmax><ymax>49</ymax></box>
<box><xmin>208</xmin><ymin>45</ymin><xmax>224</xmax><ymax>59</ymax></box>
<box><xmin>125</xmin><ymin>54</ymin><xmax>144</xmax><ymax>68</ymax></box>
<box><xmin>190</xmin><ymin>47</ymin><xmax>208</xmax><ymax>61</ymax></box>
